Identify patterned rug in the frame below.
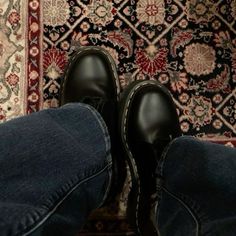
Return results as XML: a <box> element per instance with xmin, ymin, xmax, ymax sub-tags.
<box><xmin>0</xmin><ymin>0</ymin><xmax>42</xmax><ymax>117</ymax></box>
<box><xmin>1</xmin><ymin>0</ymin><xmax>236</xmax><ymax>235</ymax></box>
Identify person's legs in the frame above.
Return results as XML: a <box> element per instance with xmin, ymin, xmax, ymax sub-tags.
<box><xmin>60</xmin><ymin>46</ymin><xmax>126</xmax><ymax>203</ymax></box>
<box><xmin>157</xmin><ymin>136</ymin><xmax>236</xmax><ymax>236</ymax></box>
<box><xmin>119</xmin><ymin>80</ymin><xmax>181</xmax><ymax>236</ymax></box>
<box><xmin>0</xmin><ymin>103</ymin><xmax>112</xmax><ymax>236</ymax></box>
<box><xmin>118</xmin><ymin>79</ymin><xmax>236</xmax><ymax>236</ymax></box>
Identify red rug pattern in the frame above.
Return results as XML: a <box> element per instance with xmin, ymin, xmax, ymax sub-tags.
<box><xmin>41</xmin><ymin>0</ymin><xmax>236</xmax><ymax>147</ymax></box>
<box><xmin>0</xmin><ymin>0</ymin><xmax>236</xmax><ymax>235</ymax></box>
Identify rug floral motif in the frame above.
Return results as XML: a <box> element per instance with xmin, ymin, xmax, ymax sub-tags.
<box><xmin>0</xmin><ymin>0</ymin><xmax>26</xmax><ymax>120</ymax></box>
<box><xmin>42</xmin><ymin>1</ymin><xmax>236</xmax><ymax>233</ymax></box>
<box><xmin>0</xmin><ymin>0</ymin><xmax>42</xmax><ymax>119</ymax></box>
<box><xmin>42</xmin><ymin>0</ymin><xmax>236</xmax><ymax>146</ymax></box>
<box><xmin>0</xmin><ymin>0</ymin><xmax>236</xmax><ymax>235</ymax></box>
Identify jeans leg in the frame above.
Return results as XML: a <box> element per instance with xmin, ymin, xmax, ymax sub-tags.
<box><xmin>0</xmin><ymin>103</ymin><xmax>112</xmax><ymax>236</ymax></box>
<box><xmin>156</xmin><ymin>136</ymin><xmax>236</xmax><ymax>236</ymax></box>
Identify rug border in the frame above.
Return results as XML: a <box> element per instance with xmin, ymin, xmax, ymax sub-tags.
<box><xmin>26</xmin><ymin>0</ymin><xmax>43</xmax><ymax>114</ymax></box>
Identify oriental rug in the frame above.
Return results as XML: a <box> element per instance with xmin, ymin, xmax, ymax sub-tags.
<box><xmin>0</xmin><ymin>0</ymin><xmax>236</xmax><ymax>235</ymax></box>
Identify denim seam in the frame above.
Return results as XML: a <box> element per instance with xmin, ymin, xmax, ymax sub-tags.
<box><xmin>97</xmin><ymin>154</ymin><xmax>113</xmax><ymax>207</ymax></box>
<box><xmin>81</xmin><ymin>104</ymin><xmax>112</xmax><ymax>160</ymax></box>
<box><xmin>78</xmin><ymin>104</ymin><xmax>113</xmax><ymax>205</ymax></box>
<box><xmin>157</xmin><ymin>136</ymin><xmax>181</xmax><ymax>177</ymax></box>
<box><xmin>14</xmin><ymin>163</ymin><xmax>112</xmax><ymax>236</ymax></box>
<box><xmin>50</xmin><ymin>103</ymin><xmax>113</xmax><ymax>208</ymax></box>
<box><xmin>46</xmin><ymin>104</ymin><xmax>112</xmax><ymax>165</ymax></box>
<box><xmin>162</xmin><ymin>186</ymin><xmax>200</xmax><ymax>236</ymax></box>
<box><xmin>178</xmin><ymin>192</ymin><xmax>210</xmax><ymax>224</ymax></box>
<box><xmin>61</xmin><ymin>103</ymin><xmax>112</xmax><ymax>163</ymax></box>
<box><xmin>157</xmin><ymin>136</ymin><xmax>200</xmax><ymax>236</ymax></box>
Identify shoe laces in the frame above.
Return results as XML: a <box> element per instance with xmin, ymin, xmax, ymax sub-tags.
<box><xmin>80</xmin><ymin>96</ymin><xmax>106</xmax><ymax>112</ymax></box>
<box><xmin>150</xmin><ymin>174</ymin><xmax>163</xmax><ymax>202</ymax></box>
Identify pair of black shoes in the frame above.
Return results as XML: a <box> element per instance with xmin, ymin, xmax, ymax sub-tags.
<box><xmin>60</xmin><ymin>47</ymin><xmax>181</xmax><ymax>236</ymax></box>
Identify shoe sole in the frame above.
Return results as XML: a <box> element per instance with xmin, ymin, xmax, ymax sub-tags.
<box><xmin>119</xmin><ymin>80</ymin><xmax>176</xmax><ymax>236</ymax></box>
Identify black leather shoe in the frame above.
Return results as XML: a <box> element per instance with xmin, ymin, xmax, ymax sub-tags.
<box><xmin>119</xmin><ymin>80</ymin><xmax>181</xmax><ymax>235</ymax></box>
<box><xmin>60</xmin><ymin>46</ymin><xmax>126</xmax><ymax>203</ymax></box>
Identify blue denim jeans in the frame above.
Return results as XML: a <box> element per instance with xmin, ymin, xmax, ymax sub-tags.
<box><xmin>0</xmin><ymin>103</ymin><xmax>112</xmax><ymax>236</ymax></box>
<box><xmin>157</xmin><ymin>136</ymin><xmax>236</xmax><ymax>236</ymax></box>
<box><xmin>1</xmin><ymin>104</ymin><xmax>236</xmax><ymax>236</ymax></box>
